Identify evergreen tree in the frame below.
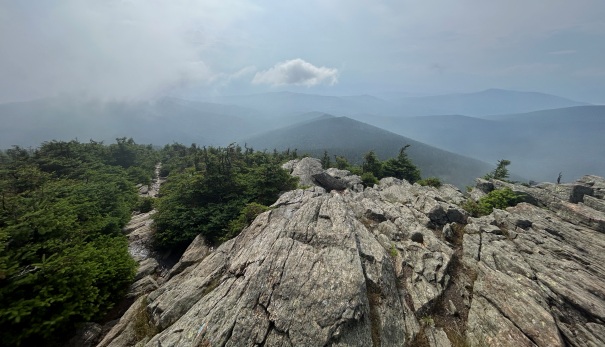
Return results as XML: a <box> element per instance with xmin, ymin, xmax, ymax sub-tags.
<box><xmin>321</xmin><ymin>150</ymin><xmax>331</xmax><ymax>169</ymax></box>
<box><xmin>484</xmin><ymin>159</ymin><xmax>511</xmax><ymax>181</ymax></box>
<box><xmin>362</xmin><ymin>151</ymin><xmax>383</xmax><ymax>178</ymax></box>
<box><xmin>334</xmin><ymin>155</ymin><xmax>350</xmax><ymax>170</ymax></box>
<box><xmin>382</xmin><ymin>145</ymin><xmax>421</xmax><ymax>183</ymax></box>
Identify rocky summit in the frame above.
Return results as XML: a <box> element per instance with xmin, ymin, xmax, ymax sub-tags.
<box><xmin>94</xmin><ymin>159</ymin><xmax>605</xmax><ymax>347</ymax></box>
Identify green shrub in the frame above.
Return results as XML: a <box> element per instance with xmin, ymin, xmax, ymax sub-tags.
<box><xmin>0</xmin><ymin>236</ymin><xmax>136</xmax><ymax>346</ymax></box>
<box><xmin>463</xmin><ymin>187</ymin><xmax>521</xmax><ymax>217</ymax></box>
<box><xmin>389</xmin><ymin>244</ymin><xmax>398</xmax><ymax>258</ymax></box>
<box><xmin>136</xmin><ymin>197</ymin><xmax>155</xmax><ymax>213</ymax></box>
<box><xmin>334</xmin><ymin>155</ymin><xmax>350</xmax><ymax>170</ymax></box>
<box><xmin>127</xmin><ymin>166</ymin><xmax>152</xmax><ymax>186</ymax></box>
<box><xmin>361</xmin><ymin>172</ymin><xmax>379</xmax><ymax>187</ymax></box>
<box><xmin>417</xmin><ymin>177</ymin><xmax>442</xmax><ymax>188</ymax></box>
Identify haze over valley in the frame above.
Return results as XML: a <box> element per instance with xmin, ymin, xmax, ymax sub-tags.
<box><xmin>1</xmin><ymin>88</ymin><xmax>603</xmax><ymax>185</ymax></box>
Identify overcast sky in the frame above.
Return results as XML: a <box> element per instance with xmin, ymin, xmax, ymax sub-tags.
<box><xmin>1</xmin><ymin>0</ymin><xmax>604</xmax><ymax>103</ymax></box>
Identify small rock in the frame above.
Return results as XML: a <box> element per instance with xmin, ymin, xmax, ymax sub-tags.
<box><xmin>514</xmin><ymin>218</ymin><xmax>532</xmax><ymax>229</ymax></box>
<box><xmin>65</xmin><ymin>322</ymin><xmax>102</xmax><ymax>347</ymax></box>
<box><xmin>138</xmin><ymin>185</ymin><xmax>149</xmax><ymax>195</ymax></box>
<box><xmin>425</xmin><ymin>326</ymin><xmax>452</xmax><ymax>347</ymax></box>
<box><xmin>475</xmin><ymin>178</ymin><xmax>494</xmax><ymax>193</ymax></box>
<box><xmin>134</xmin><ymin>258</ymin><xmax>159</xmax><ymax>281</ymax></box>
<box><xmin>448</xmin><ymin>300</ymin><xmax>458</xmax><ymax>316</ymax></box>
<box><xmin>443</xmin><ymin>224</ymin><xmax>455</xmax><ymax>242</ymax></box>
<box><xmin>411</xmin><ymin>232</ymin><xmax>424</xmax><ymax>243</ymax></box>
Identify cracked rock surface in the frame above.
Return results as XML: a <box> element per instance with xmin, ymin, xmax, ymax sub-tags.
<box><xmin>97</xmin><ymin>168</ymin><xmax>605</xmax><ymax>347</ymax></box>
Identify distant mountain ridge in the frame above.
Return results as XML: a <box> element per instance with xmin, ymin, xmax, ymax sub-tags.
<box><xmin>202</xmin><ymin>88</ymin><xmax>588</xmax><ymax>118</ymax></box>
<box><xmin>394</xmin><ymin>88</ymin><xmax>589</xmax><ymax>116</ymax></box>
<box><xmin>365</xmin><ymin>105</ymin><xmax>605</xmax><ymax>182</ymax></box>
<box><xmin>241</xmin><ymin>116</ymin><xmax>493</xmax><ymax>188</ymax></box>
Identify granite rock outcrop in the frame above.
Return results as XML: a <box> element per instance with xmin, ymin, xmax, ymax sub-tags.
<box><xmin>95</xmin><ymin>161</ymin><xmax>605</xmax><ymax>347</ymax></box>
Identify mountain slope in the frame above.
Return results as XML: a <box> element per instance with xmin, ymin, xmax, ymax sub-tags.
<box><xmin>367</xmin><ymin>105</ymin><xmax>605</xmax><ymax>182</ymax></box>
<box><xmin>240</xmin><ymin>116</ymin><xmax>493</xmax><ymax>187</ymax></box>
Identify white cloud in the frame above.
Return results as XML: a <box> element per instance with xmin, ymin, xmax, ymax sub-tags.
<box><xmin>252</xmin><ymin>59</ymin><xmax>338</xmax><ymax>87</ymax></box>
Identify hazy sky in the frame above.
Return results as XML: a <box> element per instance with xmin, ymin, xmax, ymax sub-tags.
<box><xmin>1</xmin><ymin>0</ymin><xmax>604</xmax><ymax>103</ymax></box>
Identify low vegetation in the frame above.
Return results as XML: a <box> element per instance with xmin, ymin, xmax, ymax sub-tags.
<box><xmin>463</xmin><ymin>187</ymin><xmax>523</xmax><ymax>217</ymax></box>
<box><xmin>471</xmin><ymin>187</ymin><xmax>522</xmax><ymax>216</ymax></box>
<box><xmin>417</xmin><ymin>177</ymin><xmax>442</xmax><ymax>188</ymax></box>
<box><xmin>463</xmin><ymin>160</ymin><xmax>522</xmax><ymax>216</ymax></box>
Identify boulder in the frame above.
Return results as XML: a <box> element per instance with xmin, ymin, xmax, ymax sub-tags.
<box><xmin>326</xmin><ymin>167</ymin><xmax>363</xmax><ymax>190</ymax></box>
<box><xmin>538</xmin><ymin>182</ymin><xmax>593</xmax><ymax>203</ymax></box>
<box><xmin>577</xmin><ymin>175</ymin><xmax>605</xmax><ymax>199</ymax></box>
<box><xmin>474</xmin><ymin>178</ymin><xmax>494</xmax><ymax>193</ymax></box>
<box><xmin>167</xmin><ymin>234</ymin><xmax>210</xmax><ymax>279</ymax></box>
<box><xmin>128</xmin><ymin>275</ymin><xmax>159</xmax><ymax>299</ymax></box>
<box><xmin>283</xmin><ymin>157</ymin><xmax>323</xmax><ymax>187</ymax></box>
<box><xmin>311</xmin><ymin>172</ymin><xmax>349</xmax><ymax>191</ymax></box>
<box><xmin>97</xmin><ymin>296</ymin><xmax>153</xmax><ymax>347</ymax></box>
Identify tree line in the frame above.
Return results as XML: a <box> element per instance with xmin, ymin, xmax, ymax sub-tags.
<box><xmin>321</xmin><ymin>146</ymin><xmax>441</xmax><ymax>187</ymax></box>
